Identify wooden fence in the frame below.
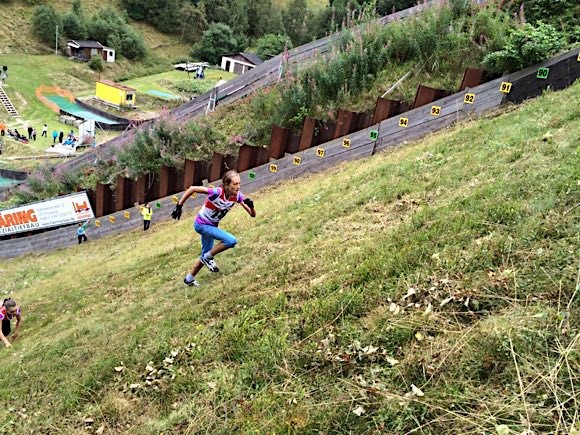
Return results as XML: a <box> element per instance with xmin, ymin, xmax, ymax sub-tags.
<box><xmin>1</xmin><ymin>48</ymin><xmax>578</xmax><ymax>258</ymax></box>
<box><xmin>54</xmin><ymin>2</ymin><xmax>433</xmax><ymax>174</ymax></box>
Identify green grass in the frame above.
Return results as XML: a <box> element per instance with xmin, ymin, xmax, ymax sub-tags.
<box><xmin>0</xmin><ymin>82</ymin><xmax>579</xmax><ymax>433</ymax></box>
<box><xmin>123</xmin><ymin>69</ymin><xmax>236</xmax><ymax>98</ymax></box>
<box><xmin>274</xmin><ymin>0</ymin><xmax>328</xmax><ymax>10</ymax></box>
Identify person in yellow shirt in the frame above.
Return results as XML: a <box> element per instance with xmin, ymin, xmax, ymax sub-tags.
<box><xmin>141</xmin><ymin>202</ymin><xmax>153</xmax><ymax>231</ymax></box>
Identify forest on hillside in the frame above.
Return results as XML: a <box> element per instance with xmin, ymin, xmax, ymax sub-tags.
<box><xmin>28</xmin><ymin>0</ymin><xmax>420</xmax><ymax>62</ymax></box>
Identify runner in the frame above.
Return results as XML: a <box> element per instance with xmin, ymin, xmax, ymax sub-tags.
<box><xmin>171</xmin><ymin>170</ymin><xmax>256</xmax><ymax>286</ymax></box>
<box><xmin>0</xmin><ymin>298</ymin><xmax>22</xmax><ymax>348</ymax></box>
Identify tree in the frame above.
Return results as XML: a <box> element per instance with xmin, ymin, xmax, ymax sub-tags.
<box><xmin>31</xmin><ymin>5</ymin><xmax>62</xmax><ymax>46</ymax></box>
<box><xmin>179</xmin><ymin>3</ymin><xmax>208</xmax><ymax>42</ymax></box>
<box><xmin>87</xmin><ymin>8</ymin><xmax>148</xmax><ymax>60</ymax></box>
<box><xmin>192</xmin><ymin>23</ymin><xmax>239</xmax><ymax>65</ymax></box>
<box><xmin>254</xmin><ymin>34</ymin><xmax>292</xmax><ymax>59</ymax></box>
<box><xmin>63</xmin><ymin>0</ymin><xmax>88</xmax><ymax>39</ymax></box>
<box><xmin>283</xmin><ymin>0</ymin><xmax>310</xmax><ymax>45</ymax></box>
<box><xmin>114</xmin><ymin>28</ymin><xmax>148</xmax><ymax>60</ymax></box>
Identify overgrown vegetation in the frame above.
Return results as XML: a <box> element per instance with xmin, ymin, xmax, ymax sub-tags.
<box><xmin>1</xmin><ymin>82</ymin><xmax>578</xmax><ymax>433</ymax></box>
<box><xmin>31</xmin><ymin>0</ymin><xmax>148</xmax><ymax>60</ymax></box>
<box><xmin>9</xmin><ymin>0</ymin><xmax>579</xmax><ymax>206</ymax></box>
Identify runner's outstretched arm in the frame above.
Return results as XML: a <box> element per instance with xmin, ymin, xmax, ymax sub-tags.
<box><xmin>172</xmin><ymin>186</ymin><xmax>210</xmax><ymax>220</ymax></box>
<box><xmin>179</xmin><ymin>186</ymin><xmax>210</xmax><ymax>205</ymax></box>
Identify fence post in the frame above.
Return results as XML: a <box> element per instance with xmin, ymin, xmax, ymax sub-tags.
<box><xmin>237</xmin><ymin>145</ymin><xmax>255</xmax><ymax>172</ymax></box>
<box><xmin>254</xmin><ymin>146</ymin><xmax>270</xmax><ymax>166</ymax></box>
<box><xmin>132</xmin><ymin>175</ymin><xmax>146</xmax><ymax>205</ymax></box>
<box><xmin>372</xmin><ymin>98</ymin><xmax>403</xmax><ymax>124</ymax></box>
<box><xmin>269</xmin><ymin>125</ymin><xmax>288</xmax><ymax>159</ymax></box>
<box><xmin>115</xmin><ymin>176</ymin><xmax>132</xmax><ymax>211</ymax></box>
<box><xmin>412</xmin><ymin>85</ymin><xmax>453</xmax><ymax>109</ymax></box>
<box><xmin>460</xmin><ymin>67</ymin><xmax>488</xmax><ymax>91</ymax></box>
<box><xmin>209</xmin><ymin>153</ymin><xmax>224</xmax><ymax>182</ymax></box>
<box><xmin>96</xmin><ymin>182</ymin><xmax>113</xmax><ymax>217</ymax></box>
<box><xmin>299</xmin><ymin>116</ymin><xmax>317</xmax><ymax>151</ymax></box>
<box><xmin>333</xmin><ymin>109</ymin><xmax>355</xmax><ymax>138</ymax></box>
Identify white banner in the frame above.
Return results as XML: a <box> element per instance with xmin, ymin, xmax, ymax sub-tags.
<box><xmin>0</xmin><ymin>192</ymin><xmax>94</xmax><ymax>236</ymax></box>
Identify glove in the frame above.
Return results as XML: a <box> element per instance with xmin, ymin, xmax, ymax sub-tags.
<box><xmin>171</xmin><ymin>204</ymin><xmax>183</xmax><ymax>220</ymax></box>
<box><xmin>243</xmin><ymin>198</ymin><xmax>254</xmax><ymax>209</ymax></box>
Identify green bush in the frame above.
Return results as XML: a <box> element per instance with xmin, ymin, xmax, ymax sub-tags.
<box><xmin>87</xmin><ymin>8</ymin><xmax>148</xmax><ymax>60</ymax></box>
<box><xmin>254</xmin><ymin>34</ymin><xmax>292</xmax><ymax>60</ymax></box>
<box><xmin>31</xmin><ymin>5</ymin><xmax>61</xmax><ymax>46</ymax></box>
<box><xmin>171</xmin><ymin>79</ymin><xmax>216</xmax><ymax>95</ymax></box>
<box><xmin>192</xmin><ymin>23</ymin><xmax>239</xmax><ymax>65</ymax></box>
<box><xmin>483</xmin><ymin>23</ymin><xmax>566</xmax><ymax>73</ymax></box>
<box><xmin>62</xmin><ymin>0</ymin><xmax>87</xmax><ymax>40</ymax></box>
<box><xmin>88</xmin><ymin>55</ymin><xmax>104</xmax><ymax>72</ymax></box>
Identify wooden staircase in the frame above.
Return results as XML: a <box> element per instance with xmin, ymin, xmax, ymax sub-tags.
<box><xmin>0</xmin><ymin>85</ymin><xmax>19</xmax><ymax>117</ymax></box>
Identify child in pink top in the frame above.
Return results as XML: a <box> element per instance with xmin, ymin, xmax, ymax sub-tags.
<box><xmin>1</xmin><ymin>298</ymin><xmax>22</xmax><ymax>348</ymax></box>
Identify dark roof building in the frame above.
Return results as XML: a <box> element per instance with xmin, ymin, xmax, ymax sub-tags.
<box><xmin>66</xmin><ymin>40</ymin><xmax>116</xmax><ymax>63</ymax></box>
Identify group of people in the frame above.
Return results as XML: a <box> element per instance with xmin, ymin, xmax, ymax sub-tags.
<box><xmin>3</xmin><ymin>170</ymin><xmax>255</xmax><ymax>350</ymax></box>
<box><xmin>62</xmin><ymin>130</ymin><xmax>77</xmax><ymax>147</ymax></box>
<box><xmin>0</xmin><ymin>123</ymin><xmax>69</xmax><ymax>146</ymax></box>
<box><xmin>5</xmin><ymin>128</ymin><xmax>29</xmax><ymax>143</ymax></box>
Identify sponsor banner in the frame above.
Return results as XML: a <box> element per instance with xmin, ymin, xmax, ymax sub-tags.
<box><xmin>0</xmin><ymin>192</ymin><xmax>94</xmax><ymax>236</ymax></box>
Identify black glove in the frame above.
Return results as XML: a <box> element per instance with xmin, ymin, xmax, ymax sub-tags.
<box><xmin>171</xmin><ymin>204</ymin><xmax>183</xmax><ymax>220</ymax></box>
<box><xmin>243</xmin><ymin>198</ymin><xmax>254</xmax><ymax>209</ymax></box>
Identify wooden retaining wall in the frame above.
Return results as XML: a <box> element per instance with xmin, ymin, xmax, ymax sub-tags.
<box><xmin>1</xmin><ymin>48</ymin><xmax>578</xmax><ymax>258</ymax></box>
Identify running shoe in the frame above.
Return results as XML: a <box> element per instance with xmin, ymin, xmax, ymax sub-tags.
<box><xmin>184</xmin><ymin>276</ymin><xmax>200</xmax><ymax>287</ymax></box>
<box><xmin>200</xmin><ymin>255</ymin><xmax>219</xmax><ymax>273</ymax></box>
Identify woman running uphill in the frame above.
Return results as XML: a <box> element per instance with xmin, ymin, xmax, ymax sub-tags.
<box><xmin>171</xmin><ymin>170</ymin><xmax>256</xmax><ymax>286</ymax></box>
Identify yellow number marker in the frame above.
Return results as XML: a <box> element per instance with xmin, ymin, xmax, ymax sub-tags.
<box><xmin>108</xmin><ymin>216</ymin><xmax>116</xmax><ymax>224</ymax></box>
<box><xmin>95</xmin><ymin>220</ymin><xmax>101</xmax><ymax>227</ymax></box>
<box><xmin>171</xmin><ymin>195</ymin><xmax>179</xmax><ymax>204</ymax></box>
<box><xmin>269</xmin><ymin>164</ymin><xmax>278</xmax><ymax>173</ymax></box>
<box><xmin>431</xmin><ymin>106</ymin><xmax>441</xmax><ymax>116</ymax></box>
<box><xmin>343</xmin><ymin>138</ymin><xmax>351</xmax><ymax>148</ymax></box>
<box><xmin>500</xmin><ymin>82</ymin><xmax>512</xmax><ymax>93</ymax></box>
<box><xmin>293</xmin><ymin>156</ymin><xmax>301</xmax><ymax>165</ymax></box>
<box><xmin>316</xmin><ymin>148</ymin><xmax>325</xmax><ymax>157</ymax></box>
<box><xmin>399</xmin><ymin>117</ymin><xmax>409</xmax><ymax>127</ymax></box>
<box><xmin>464</xmin><ymin>93</ymin><xmax>475</xmax><ymax>104</ymax></box>
<box><xmin>124</xmin><ymin>211</ymin><xmax>130</xmax><ymax>219</ymax></box>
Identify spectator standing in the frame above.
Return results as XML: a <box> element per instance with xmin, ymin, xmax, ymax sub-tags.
<box><xmin>77</xmin><ymin>221</ymin><xmax>89</xmax><ymax>244</ymax></box>
<box><xmin>52</xmin><ymin>130</ymin><xmax>58</xmax><ymax>144</ymax></box>
<box><xmin>41</xmin><ymin>124</ymin><xmax>47</xmax><ymax>137</ymax></box>
<box><xmin>0</xmin><ymin>71</ymin><xmax>6</xmax><ymax>85</ymax></box>
<box><xmin>141</xmin><ymin>203</ymin><xmax>153</xmax><ymax>231</ymax></box>
<box><xmin>58</xmin><ymin>131</ymin><xmax>64</xmax><ymax>144</ymax></box>
<box><xmin>27</xmin><ymin>126</ymin><xmax>33</xmax><ymax>140</ymax></box>
<box><xmin>32</xmin><ymin>128</ymin><xmax>36</xmax><ymax>141</ymax></box>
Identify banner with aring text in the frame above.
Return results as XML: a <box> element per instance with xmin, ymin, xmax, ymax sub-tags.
<box><xmin>0</xmin><ymin>192</ymin><xmax>94</xmax><ymax>236</ymax></box>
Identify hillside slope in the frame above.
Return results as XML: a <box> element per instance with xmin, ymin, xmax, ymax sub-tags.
<box><xmin>0</xmin><ymin>82</ymin><xmax>578</xmax><ymax>433</ymax></box>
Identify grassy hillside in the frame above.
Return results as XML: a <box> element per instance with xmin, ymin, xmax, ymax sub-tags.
<box><xmin>0</xmin><ymin>0</ymin><xmax>190</xmax><ymax>57</ymax></box>
<box><xmin>0</xmin><ymin>82</ymin><xmax>578</xmax><ymax>433</ymax></box>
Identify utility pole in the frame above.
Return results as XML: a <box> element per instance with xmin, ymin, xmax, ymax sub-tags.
<box><xmin>55</xmin><ymin>24</ymin><xmax>58</xmax><ymax>55</ymax></box>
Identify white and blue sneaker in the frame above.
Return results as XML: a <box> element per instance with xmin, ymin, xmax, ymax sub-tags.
<box><xmin>200</xmin><ymin>255</ymin><xmax>219</xmax><ymax>273</ymax></box>
<box><xmin>184</xmin><ymin>276</ymin><xmax>200</xmax><ymax>287</ymax></box>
